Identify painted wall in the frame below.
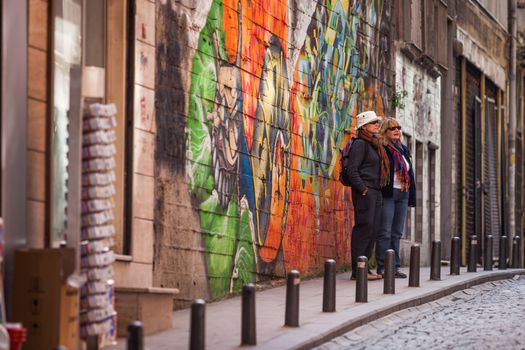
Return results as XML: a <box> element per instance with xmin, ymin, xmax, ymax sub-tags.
<box><xmin>155</xmin><ymin>0</ymin><xmax>393</xmax><ymax>301</ymax></box>
<box><xmin>395</xmin><ymin>51</ymin><xmax>441</xmax><ymax>265</ymax></box>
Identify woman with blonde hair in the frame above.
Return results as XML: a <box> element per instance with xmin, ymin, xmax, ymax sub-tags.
<box><xmin>375</xmin><ymin>117</ymin><xmax>416</xmax><ymax>278</ymax></box>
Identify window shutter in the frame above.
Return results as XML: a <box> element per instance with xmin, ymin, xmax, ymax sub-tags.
<box><xmin>423</xmin><ymin>0</ymin><xmax>436</xmax><ymax>62</ymax></box>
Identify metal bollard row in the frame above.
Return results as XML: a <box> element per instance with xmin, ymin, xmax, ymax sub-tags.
<box><xmin>175</xmin><ymin>235</ymin><xmax>516</xmax><ymax>349</ymax></box>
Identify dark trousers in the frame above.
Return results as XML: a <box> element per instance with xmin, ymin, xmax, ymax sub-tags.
<box><xmin>351</xmin><ymin>188</ymin><xmax>382</xmax><ymax>273</ymax></box>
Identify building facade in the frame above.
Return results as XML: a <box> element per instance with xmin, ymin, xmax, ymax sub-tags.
<box><xmin>392</xmin><ymin>0</ymin><xmax>446</xmax><ymax>265</ymax></box>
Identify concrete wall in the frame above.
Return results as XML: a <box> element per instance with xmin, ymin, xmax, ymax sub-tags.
<box><xmin>154</xmin><ymin>0</ymin><xmax>395</xmax><ymax>304</ymax></box>
<box><xmin>395</xmin><ymin>52</ymin><xmax>441</xmax><ymax>266</ymax></box>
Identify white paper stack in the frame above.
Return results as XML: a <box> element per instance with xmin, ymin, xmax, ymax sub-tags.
<box><xmin>79</xmin><ymin>103</ymin><xmax>117</xmax><ymax>344</ymax></box>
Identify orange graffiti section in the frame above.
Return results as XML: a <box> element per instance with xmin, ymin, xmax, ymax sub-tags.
<box><xmin>222</xmin><ymin>0</ymin><xmax>289</xmax><ymax>264</ymax></box>
<box><xmin>221</xmin><ymin>0</ymin><xmax>288</xmax><ymax>150</ymax></box>
<box><xmin>222</xmin><ymin>0</ymin><xmax>239</xmax><ymax>64</ymax></box>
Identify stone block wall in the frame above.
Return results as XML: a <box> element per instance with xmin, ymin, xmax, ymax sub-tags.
<box><xmin>114</xmin><ymin>0</ymin><xmax>157</xmax><ymax>289</ymax></box>
<box><xmin>26</xmin><ymin>0</ymin><xmax>49</xmax><ymax>249</ymax></box>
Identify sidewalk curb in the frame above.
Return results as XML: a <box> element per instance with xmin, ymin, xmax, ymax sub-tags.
<box><xmin>260</xmin><ymin>269</ymin><xmax>525</xmax><ymax>350</ymax></box>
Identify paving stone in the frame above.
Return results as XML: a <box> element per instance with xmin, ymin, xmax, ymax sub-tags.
<box><xmin>315</xmin><ymin>276</ymin><xmax>525</xmax><ymax>349</ymax></box>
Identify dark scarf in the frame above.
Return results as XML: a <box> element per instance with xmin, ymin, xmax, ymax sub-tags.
<box><xmin>386</xmin><ymin>140</ymin><xmax>411</xmax><ymax>192</ymax></box>
<box><xmin>358</xmin><ymin>129</ymin><xmax>390</xmax><ymax>187</ymax></box>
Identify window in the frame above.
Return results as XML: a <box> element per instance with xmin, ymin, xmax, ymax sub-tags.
<box><xmin>398</xmin><ymin>0</ymin><xmax>448</xmax><ymax>71</ymax></box>
<box><xmin>84</xmin><ymin>0</ymin><xmax>134</xmax><ymax>254</ymax></box>
<box><xmin>50</xmin><ymin>0</ymin><xmax>83</xmax><ymax>246</ymax></box>
<box><xmin>49</xmin><ymin>0</ymin><xmax>133</xmax><ymax>253</ymax></box>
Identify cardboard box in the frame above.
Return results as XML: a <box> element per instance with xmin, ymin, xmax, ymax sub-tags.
<box><xmin>13</xmin><ymin>248</ymin><xmax>79</xmax><ymax>350</ymax></box>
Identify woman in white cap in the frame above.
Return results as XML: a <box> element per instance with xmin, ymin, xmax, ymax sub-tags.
<box><xmin>375</xmin><ymin>117</ymin><xmax>416</xmax><ymax>278</ymax></box>
<box><xmin>346</xmin><ymin>111</ymin><xmax>390</xmax><ymax>280</ymax></box>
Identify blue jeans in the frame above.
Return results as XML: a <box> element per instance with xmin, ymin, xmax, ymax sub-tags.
<box><xmin>376</xmin><ymin>189</ymin><xmax>409</xmax><ymax>270</ymax></box>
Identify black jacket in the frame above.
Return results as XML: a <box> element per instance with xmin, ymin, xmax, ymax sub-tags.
<box><xmin>347</xmin><ymin>138</ymin><xmax>381</xmax><ymax>194</ymax></box>
<box><xmin>381</xmin><ymin>143</ymin><xmax>416</xmax><ymax>207</ymax></box>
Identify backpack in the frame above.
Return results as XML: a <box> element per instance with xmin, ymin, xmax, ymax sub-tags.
<box><xmin>339</xmin><ymin>138</ymin><xmax>368</xmax><ymax>187</ymax></box>
<box><xmin>339</xmin><ymin>138</ymin><xmax>356</xmax><ymax>187</ymax></box>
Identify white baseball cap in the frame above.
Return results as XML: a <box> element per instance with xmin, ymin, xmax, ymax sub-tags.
<box><xmin>355</xmin><ymin>111</ymin><xmax>381</xmax><ymax>130</ymax></box>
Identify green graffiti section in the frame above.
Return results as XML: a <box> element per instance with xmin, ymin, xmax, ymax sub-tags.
<box><xmin>187</xmin><ymin>0</ymin><xmax>256</xmax><ymax>298</ymax></box>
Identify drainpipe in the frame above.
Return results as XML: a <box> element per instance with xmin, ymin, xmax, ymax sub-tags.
<box><xmin>2</xmin><ymin>0</ymin><xmax>28</xmax><ymax>320</ymax></box>
<box><xmin>509</xmin><ymin>0</ymin><xmax>517</xmax><ymax>241</ymax></box>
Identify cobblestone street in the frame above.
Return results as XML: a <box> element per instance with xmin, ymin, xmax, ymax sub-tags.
<box><xmin>315</xmin><ymin>275</ymin><xmax>525</xmax><ymax>350</ymax></box>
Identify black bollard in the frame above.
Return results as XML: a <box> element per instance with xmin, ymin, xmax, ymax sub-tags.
<box><xmin>512</xmin><ymin>236</ymin><xmax>521</xmax><ymax>268</ymax></box>
<box><xmin>322</xmin><ymin>259</ymin><xmax>336</xmax><ymax>312</ymax></box>
<box><xmin>383</xmin><ymin>250</ymin><xmax>395</xmax><ymax>294</ymax></box>
<box><xmin>499</xmin><ymin>235</ymin><xmax>508</xmax><ymax>270</ymax></box>
<box><xmin>355</xmin><ymin>256</ymin><xmax>368</xmax><ymax>302</ymax></box>
<box><xmin>190</xmin><ymin>299</ymin><xmax>205</xmax><ymax>350</ymax></box>
<box><xmin>127</xmin><ymin>321</ymin><xmax>144</xmax><ymax>350</ymax></box>
<box><xmin>467</xmin><ymin>235</ymin><xmax>478</xmax><ymax>272</ymax></box>
<box><xmin>87</xmin><ymin>336</ymin><xmax>99</xmax><ymax>350</ymax></box>
<box><xmin>522</xmin><ymin>233</ymin><xmax>525</xmax><ymax>269</ymax></box>
<box><xmin>241</xmin><ymin>284</ymin><xmax>256</xmax><ymax>345</ymax></box>
<box><xmin>430</xmin><ymin>241</ymin><xmax>441</xmax><ymax>280</ymax></box>
<box><xmin>285</xmin><ymin>270</ymin><xmax>300</xmax><ymax>327</ymax></box>
<box><xmin>409</xmin><ymin>245</ymin><xmax>420</xmax><ymax>287</ymax></box>
<box><xmin>484</xmin><ymin>235</ymin><xmax>493</xmax><ymax>271</ymax></box>
<box><xmin>450</xmin><ymin>236</ymin><xmax>461</xmax><ymax>275</ymax></box>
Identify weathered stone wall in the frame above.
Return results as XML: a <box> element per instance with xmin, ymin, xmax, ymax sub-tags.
<box><xmin>456</xmin><ymin>0</ymin><xmax>508</xmax><ymax>89</ymax></box>
<box><xmin>155</xmin><ymin>0</ymin><xmax>394</xmax><ymax>303</ymax></box>
<box><xmin>395</xmin><ymin>52</ymin><xmax>441</xmax><ymax>266</ymax></box>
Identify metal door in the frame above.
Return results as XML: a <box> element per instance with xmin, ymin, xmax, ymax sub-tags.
<box><xmin>484</xmin><ymin>98</ymin><xmax>501</xmax><ymax>255</ymax></box>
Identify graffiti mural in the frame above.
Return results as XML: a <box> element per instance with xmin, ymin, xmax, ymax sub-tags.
<box><xmin>185</xmin><ymin>0</ymin><xmax>391</xmax><ymax>298</ymax></box>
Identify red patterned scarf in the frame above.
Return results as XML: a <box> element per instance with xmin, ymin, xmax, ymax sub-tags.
<box><xmin>386</xmin><ymin>141</ymin><xmax>411</xmax><ymax>191</ymax></box>
<box><xmin>358</xmin><ymin>129</ymin><xmax>390</xmax><ymax>187</ymax></box>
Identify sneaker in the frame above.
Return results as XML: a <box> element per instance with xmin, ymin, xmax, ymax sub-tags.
<box><xmin>376</xmin><ymin>268</ymin><xmax>384</xmax><ymax>277</ymax></box>
<box><xmin>351</xmin><ymin>272</ymin><xmax>383</xmax><ymax>281</ymax></box>
<box><xmin>394</xmin><ymin>270</ymin><xmax>407</xmax><ymax>279</ymax></box>
<box><xmin>368</xmin><ymin>271</ymin><xmax>382</xmax><ymax>281</ymax></box>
